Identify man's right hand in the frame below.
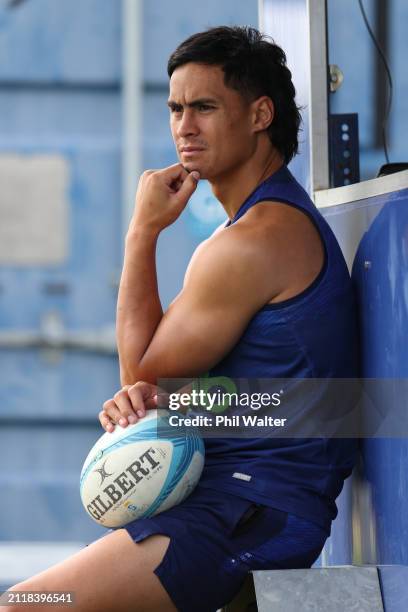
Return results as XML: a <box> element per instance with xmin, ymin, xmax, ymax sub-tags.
<box><xmin>128</xmin><ymin>163</ymin><xmax>200</xmax><ymax>236</ymax></box>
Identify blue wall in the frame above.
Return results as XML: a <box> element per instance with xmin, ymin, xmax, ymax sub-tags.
<box><xmin>0</xmin><ymin>0</ymin><xmax>258</xmax><ymax>543</ymax></box>
<box><xmin>0</xmin><ymin>0</ymin><xmax>122</xmax><ymax>543</ymax></box>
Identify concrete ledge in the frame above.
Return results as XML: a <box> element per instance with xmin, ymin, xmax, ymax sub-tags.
<box><xmin>253</xmin><ymin>566</ymin><xmax>383</xmax><ymax>612</ymax></box>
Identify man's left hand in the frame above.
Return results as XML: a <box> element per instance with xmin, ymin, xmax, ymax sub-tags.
<box><xmin>99</xmin><ymin>381</ymin><xmax>169</xmax><ymax>433</ymax></box>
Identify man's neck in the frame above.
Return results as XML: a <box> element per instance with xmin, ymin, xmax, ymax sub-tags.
<box><xmin>211</xmin><ymin>147</ymin><xmax>285</xmax><ymax>220</ymax></box>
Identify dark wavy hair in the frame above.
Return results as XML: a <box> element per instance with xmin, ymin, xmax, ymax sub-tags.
<box><xmin>167</xmin><ymin>26</ymin><xmax>302</xmax><ymax>164</ymax></box>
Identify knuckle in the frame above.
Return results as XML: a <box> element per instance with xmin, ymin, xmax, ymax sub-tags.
<box><xmin>133</xmin><ymin>380</ymin><xmax>147</xmax><ymax>389</ymax></box>
<box><xmin>128</xmin><ymin>384</ymin><xmax>140</xmax><ymax>396</ymax></box>
<box><xmin>98</xmin><ymin>412</ymin><xmax>110</xmax><ymax>428</ymax></box>
<box><xmin>102</xmin><ymin>399</ymin><xmax>113</xmax><ymax>410</ymax></box>
<box><xmin>150</xmin><ymin>174</ymin><xmax>160</xmax><ymax>184</ymax></box>
<box><xmin>122</xmin><ymin>409</ymin><xmax>134</xmax><ymax>418</ymax></box>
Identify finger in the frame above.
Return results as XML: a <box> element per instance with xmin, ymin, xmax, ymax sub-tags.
<box><xmin>169</xmin><ymin>177</ymin><xmax>184</xmax><ymax>193</ymax></box>
<box><xmin>112</xmin><ymin>389</ymin><xmax>140</xmax><ymax>426</ymax></box>
<box><xmin>102</xmin><ymin>396</ymin><xmax>132</xmax><ymax>428</ymax></box>
<box><xmin>102</xmin><ymin>398</ymin><xmax>123</xmax><ymax>424</ymax></box>
<box><xmin>127</xmin><ymin>385</ymin><xmax>147</xmax><ymax>419</ymax></box>
<box><xmin>99</xmin><ymin>409</ymin><xmax>115</xmax><ymax>433</ymax></box>
<box><xmin>144</xmin><ymin>393</ymin><xmax>160</xmax><ymax>410</ymax></box>
<box><xmin>160</xmin><ymin>163</ymin><xmax>189</xmax><ymax>185</ymax></box>
<box><xmin>143</xmin><ymin>384</ymin><xmax>170</xmax><ymax>410</ymax></box>
<box><xmin>128</xmin><ymin>381</ymin><xmax>159</xmax><ymax>418</ymax></box>
<box><xmin>173</xmin><ymin>171</ymin><xmax>200</xmax><ymax>205</ymax></box>
<box><xmin>146</xmin><ymin>393</ymin><xmax>171</xmax><ymax>410</ymax></box>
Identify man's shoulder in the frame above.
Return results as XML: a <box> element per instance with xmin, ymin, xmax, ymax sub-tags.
<box><xmin>185</xmin><ymin>198</ymin><xmax>325</xmax><ymax>307</ymax></box>
<box><xmin>210</xmin><ymin>219</ymin><xmax>228</xmax><ymax>237</ymax></box>
<box><xmin>189</xmin><ymin>205</ymin><xmax>296</xmax><ymax>277</ymax></box>
<box><xmin>237</xmin><ymin>199</ymin><xmax>312</xmax><ymax>228</ymax></box>
<box><xmin>182</xmin><ymin>220</ymin><xmax>281</xmax><ymax>308</ymax></box>
<box><xmin>191</xmin><ymin>224</ymin><xmax>258</xmax><ymax>271</ymax></box>
<box><xmin>236</xmin><ymin>200</ymin><xmax>325</xmax><ymax>256</ymax></box>
<box><xmin>203</xmin><ymin>218</ymin><xmax>275</xmax><ymax>263</ymax></box>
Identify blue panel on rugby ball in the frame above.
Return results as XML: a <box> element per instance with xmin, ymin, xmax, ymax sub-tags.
<box><xmin>80</xmin><ymin>409</ymin><xmax>205</xmax><ymax>528</ymax></box>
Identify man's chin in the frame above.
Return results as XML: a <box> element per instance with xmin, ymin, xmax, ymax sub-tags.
<box><xmin>182</xmin><ymin>163</ymin><xmax>207</xmax><ymax>179</ymax></box>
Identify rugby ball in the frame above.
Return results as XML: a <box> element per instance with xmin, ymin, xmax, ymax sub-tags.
<box><xmin>80</xmin><ymin>409</ymin><xmax>205</xmax><ymax>528</ymax></box>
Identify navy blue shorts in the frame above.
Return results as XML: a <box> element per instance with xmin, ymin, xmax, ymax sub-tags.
<box><xmin>106</xmin><ymin>485</ymin><xmax>328</xmax><ymax>612</ymax></box>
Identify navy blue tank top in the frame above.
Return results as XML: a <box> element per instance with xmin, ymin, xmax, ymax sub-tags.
<box><xmin>199</xmin><ymin>165</ymin><xmax>359</xmax><ymax>533</ymax></box>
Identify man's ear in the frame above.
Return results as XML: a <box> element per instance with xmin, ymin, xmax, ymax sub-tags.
<box><xmin>252</xmin><ymin>96</ymin><xmax>275</xmax><ymax>133</ymax></box>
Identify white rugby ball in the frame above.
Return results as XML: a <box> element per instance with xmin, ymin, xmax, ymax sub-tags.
<box><xmin>80</xmin><ymin>409</ymin><xmax>205</xmax><ymax>528</ymax></box>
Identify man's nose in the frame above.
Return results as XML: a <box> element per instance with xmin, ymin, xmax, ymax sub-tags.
<box><xmin>177</xmin><ymin>109</ymin><xmax>199</xmax><ymax>137</ymax></box>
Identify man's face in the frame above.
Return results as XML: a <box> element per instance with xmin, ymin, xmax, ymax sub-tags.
<box><xmin>168</xmin><ymin>63</ymin><xmax>255</xmax><ymax>181</ymax></box>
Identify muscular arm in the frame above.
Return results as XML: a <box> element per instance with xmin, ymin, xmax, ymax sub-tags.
<box><xmin>115</xmin><ymin>163</ymin><xmax>200</xmax><ymax>386</ymax></box>
<box><xmin>116</xmin><ymin>228</ymin><xmax>163</xmax><ymax>386</ymax></box>
<box><xmin>116</xmin><ymin>216</ymin><xmax>228</xmax><ymax>386</ymax></box>
<box><xmin>116</xmin><ymin>223</ymin><xmax>279</xmax><ymax>386</ymax></box>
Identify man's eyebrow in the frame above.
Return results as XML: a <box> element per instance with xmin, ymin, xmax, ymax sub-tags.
<box><xmin>167</xmin><ymin>98</ymin><xmax>219</xmax><ymax>108</ymax></box>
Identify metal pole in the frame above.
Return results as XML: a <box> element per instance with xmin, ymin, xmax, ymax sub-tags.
<box><xmin>307</xmin><ymin>0</ymin><xmax>330</xmax><ymax>194</ymax></box>
<box><xmin>122</xmin><ymin>0</ymin><xmax>143</xmax><ymax>251</ymax></box>
<box><xmin>258</xmin><ymin>0</ymin><xmax>265</xmax><ymax>30</ymax></box>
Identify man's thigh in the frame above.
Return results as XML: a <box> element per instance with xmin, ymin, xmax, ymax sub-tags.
<box><xmin>6</xmin><ymin>529</ymin><xmax>176</xmax><ymax>612</ymax></box>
